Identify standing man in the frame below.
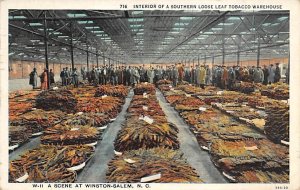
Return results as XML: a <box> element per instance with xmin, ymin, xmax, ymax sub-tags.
<box><xmin>191</xmin><ymin>66</ymin><xmax>195</xmax><ymax>85</ymax></box>
<box><xmin>172</xmin><ymin>65</ymin><xmax>179</xmax><ymax>87</ymax></box>
<box><xmin>274</xmin><ymin>63</ymin><xmax>281</xmax><ymax>83</ymax></box>
<box><xmin>253</xmin><ymin>66</ymin><xmax>264</xmax><ymax>83</ymax></box>
<box><xmin>195</xmin><ymin>64</ymin><xmax>200</xmax><ymax>87</ymax></box>
<box><xmin>184</xmin><ymin>64</ymin><xmax>190</xmax><ymax>83</ymax></box>
<box><xmin>65</xmin><ymin>67</ymin><xmax>70</xmax><ymax>85</ymax></box>
<box><xmin>126</xmin><ymin>66</ymin><xmax>132</xmax><ymax>86</ymax></box>
<box><xmin>81</xmin><ymin>67</ymin><xmax>86</xmax><ymax>81</ymax></box>
<box><xmin>29</xmin><ymin>68</ymin><xmax>38</xmax><ymax>89</ymax></box>
<box><xmin>199</xmin><ymin>65</ymin><xmax>206</xmax><ymax>89</ymax></box>
<box><xmin>72</xmin><ymin>68</ymin><xmax>79</xmax><ymax>87</ymax></box>
<box><xmin>205</xmin><ymin>65</ymin><xmax>211</xmax><ymax>86</ymax></box>
<box><xmin>40</xmin><ymin>69</ymin><xmax>48</xmax><ymax>90</ymax></box>
<box><xmin>221</xmin><ymin>66</ymin><xmax>229</xmax><ymax>89</ymax></box>
<box><xmin>262</xmin><ymin>65</ymin><xmax>269</xmax><ymax>85</ymax></box>
<box><xmin>268</xmin><ymin>64</ymin><xmax>275</xmax><ymax>84</ymax></box>
<box><xmin>228</xmin><ymin>66</ymin><xmax>236</xmax><ymax>90</ymax></box>
<box><xmin>49</xmin><ymin>69</ymin><xmax>55</xmax><ymax>85</ymax></box>
<box><xmin>178</xmin><ymin>63</ymin><xmax>184</xmax><ymax>83</ymax></box>
<box><xmin>68</xmin><ymin>67</ymin><xmax>73</xmax><ymax>85</ymax></box>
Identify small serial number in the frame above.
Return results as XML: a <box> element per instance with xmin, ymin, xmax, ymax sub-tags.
<box><xmin>275</xmin><ymin>186</ymin><xmax>288</xmax><ymax>190</ymax></box>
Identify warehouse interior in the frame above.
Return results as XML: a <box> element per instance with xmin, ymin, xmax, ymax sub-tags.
<box><xmin>8</xmin><ymin>10</ymin><xmax>289</xmax><ymax>183</ymax></box>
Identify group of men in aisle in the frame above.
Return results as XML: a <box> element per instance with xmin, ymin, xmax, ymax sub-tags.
<box><xmin>29</xmin><ymin>68</ymin><xmax>55</xmax><ymax>90</ymax></box>
<box><xmin>29</xmin><ymin>62</ymin><xmax>287</xmax><ymax>90</ymax></box>
<box><xmin>60</xmin><ymin>67</ymin><xmax>79</xmax><ymax>87</ymax></box>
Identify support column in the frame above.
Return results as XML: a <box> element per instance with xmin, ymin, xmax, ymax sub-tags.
<box><xmin>86</xmin><ymin>46</ymin><xmax>89</xmax><ymax>71</ymax></box>
<box><xmin>70</xmin><ymin>22</ymin><xmax>74</xmax><ymax>71</ymax></box>
<box><xmin>96</xmin><ymin>50</ymin><xmax>99</xmax><ymax>68</ymax></box>
<box><xmin>257</xmin><ymin>37</ymin><xmax>261</xmax><ymax>67</ymax></box>
<box><xmin>103</xmin><ymin>54</ymin><xmax>105</xmax><ymax>66</ymax></box>
<box><xmin>43</xmin><ymin>12</ymin><xmax>50</xmax><ymax>89</ymax></box>
<box><xmin>222</xmin><ymin>36</ymin><xmax>225</xmax><ymax>66</ymax></box>
<box><xmin>237</xmin><ymin>35</ymin><xmax>241</xmax><ymax>66</ymax></box>
<box><xmin>237</xmin><ymin>48</ymin><xmax>240</xmax><ymax>66</ymax></box>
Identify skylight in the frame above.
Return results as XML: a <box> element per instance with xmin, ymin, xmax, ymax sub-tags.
<box><xmin>278</xmin><ymin>16</ymin><xmax>288</xmax><ymax>21</ymax></box>
<box><xmin>85</xmin><ymin>26</ymin><xmax>100</xmax><ymax>29</ymax></box>
<box><xmin>227</xmin><ymin>17</ymin><xmax>244</xmax><ymax>21</ymax></box>
<box><xmin>29</xmin><ymin>23</ymin><xmax>42</xmax><ymax>26</ymax></box>
<box><xmin>77</xmin><ymin>21</ymin><xmax>94</xmax><ymax>24</ymax></box>
<box><xmin>180</xmin><ymin>17</ymin><xmax>195</xmax><ymax>20</ymax></box>
<box><xmin>174</xmin><ymin>23</ymin><xmax>188</xmax><ymax>26</ymax></box>
<box><xmin>271</xmin><ymin>23</ymin><xmax>280</xmax><ymax>26</ymax></box>
<box><xmin>211</xmin><ymin>28</ymin><xmax>222</xmax><ymax>31</ymax></box>
<box><xmin>9</xmin><ymin>15</ymin><xmax>26</xmax><ymax>19</ymax></box>
<box><xmin>132</xmin><ymin>11</ymin><xmax>143</xmax><ymax>15</ymax></box>
<box><xmin>131</xmin><ymin>29</ymin><xmax>144</xmax><ymax>32</ymax></box>
<box><xmin>96</xmin><ymin>34</ymin><xmax>108</xmax><ymax>37</ymax></box>
<box><xmin>169</xmin><ymin>31</ymin><xmax>180</xmax><ymax>34</ymax></box>
<box><xmin>172</xmin><ymin>27</ymin><xmax>184</xmax><ymax>31</ymax></box>
<box><xmin>67</xmin><ymin>13</ymin><xmax>87</xmax><ymax>17</ymax></box>
<box><xmin>93</xmin><ymin>31</ymin><xmax>104</xmax><ymax>33</ymax></box>
<box><xmin>128</xmin><ymin>18</ymin><xmax>144</xmax><ymax>22</ymax></box>
<box><xmin>130</xmin><ymin>24</ymin><xmax>143</xmax><ymax>28</ymax></box>
<box><xmin>262</xmin><ymin>23</ymin><xmax>271</xmax><ymax>26</ymax></box>
<box><xmin>218</xmin><ymin>23</ymin><xmax>234</xmax><ymax>26</ymax></box>
<box><xmin>53</xmin><ymin>32</ymin><xmax>62</xmax><ymax>35</ymax></box>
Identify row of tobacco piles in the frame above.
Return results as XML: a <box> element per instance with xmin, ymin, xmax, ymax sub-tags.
<box><xmin>9</xmin><ymin>85</ymin><xmax>129</xmax><ymax>183</ymax></box>
<box><xmin>158</xmin><ymin>80</ymin><xmax>289</xmax><ymax>183</ymax></box>
<box><xmin>106</xmin><ymin>83</ymin><xmax>202</xmax><ymax>183</ymax></box>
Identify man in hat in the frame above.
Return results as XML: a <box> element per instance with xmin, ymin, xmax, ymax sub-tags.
<box><xmin>178</xmin><ymin>63</ymin><xmax>184</xmax><ymax>83</ymax></box>
<box><xmin>40</xmin><ymin>68</ymin><xmax>48</xmax><ymax>90</ymax></box>
<box><xmin>199</xmin><ymin>64</ymin><xmax>206</xmax><ymax>89</ymax></box>
<box><xmin>228</xmin><ymin>66</ymin><xmax>236</xmax><ymax>90</ymax></box>
<box><xmin>262</xmin><ymin>65</ymin><xmax>269</xmax><ymax>85</ymax></box>
<box><xmin>268</xmin><ymin>64</ymin><xmax>275</xmax><ymax>84</ymax></box>
<box><xmin>205</xmin><ymin>65</ymin><xmax>211</xmax><ymax>86</ymax></box>
<box><xmin>274</xmin><ymin>63</ymin><xmax>281</xmax><ymax>83</ymax></box>
<box><xmin>49</xmin><ymin>69</ymin><xmax>55</xmax><ymax>85</ymax></box>
<box><xmin>72</xmin><ymin>68</ymin><xmax>79</xmax><ymax>87</ymax></box>
<box><xmin>29</xmin><ymin>68</ymin><xmax>38</xmax><ymax>89</ymax></box>
<box><xmin>253</xmin><ymin>66</ymin><xmax>264</xmax><ymax>83</ymax></box>
<box><xmin>221</xmin><ymin>65</ymin><xmax>228</xmax><ymax>89</ymax></box>
<box><xmin>172</xmin><ymin>65</ymin><xmax>179</xmax><ymax>87</ymax></box>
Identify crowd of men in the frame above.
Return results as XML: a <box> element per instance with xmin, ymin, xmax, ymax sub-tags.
<box><xmin>30</xmin><ymin>62</ymin><xmax>285</xmax><ymax>90</ymax></box>
<box><xmin>60</xmin><ymin>67</ymin><xmax>79</xmax><ymax>87</ymax></box>
<box><xmin>210</xmin><ymin>63</ymin><xmax>283</xmax><ymax>90</ymax></box>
